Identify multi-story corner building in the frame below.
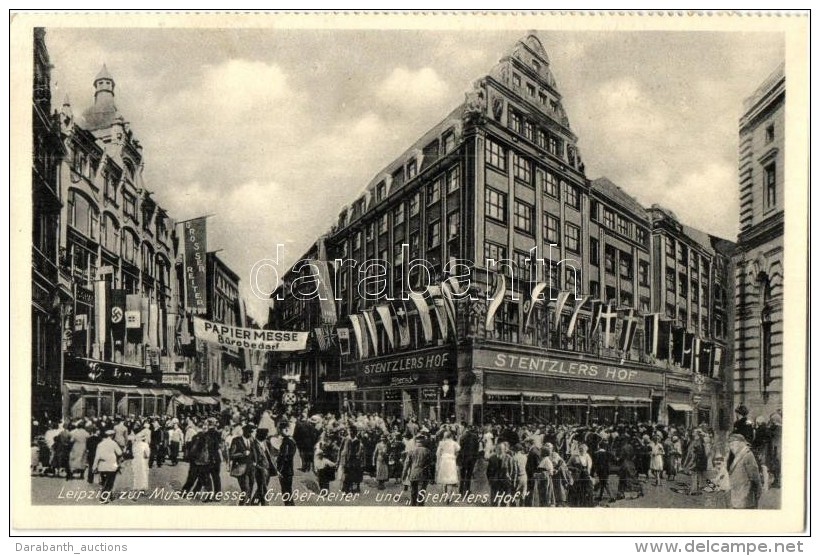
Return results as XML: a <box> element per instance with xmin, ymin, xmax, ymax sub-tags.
<box><xmin>32</xmin><ymin>28</ymin><xmax>65</xmax><ymax>421</ymax></box>
<box><xmin>268</xmin><ymin>32</ymin><xmax>735</xmax><ymax>428</ymax></box>
<box><xmin>732</xmin><ymin>63</ymin><xmax>785</xmax><ymax>418</ymax></box>
<box><xmin>56</xmin><ymin>64</ymin><xmax>183</xmax><ymax>418</ymax></box>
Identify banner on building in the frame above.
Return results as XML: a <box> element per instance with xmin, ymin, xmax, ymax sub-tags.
<box><xmin>193</xmin><ymin>317</ymin><xmax>308</xmax><ymax>352</ymax></box>
<box><xmin>125</xmin><ymin>294</ymin><xmax>142</xmax><ymax>329</ymax></box>
<box><xmin>183</xmin><ymin>217</ymin><xmax>208</xmax><ymax>313</ymax></box>
<box><xmin>312</xmin><ymin>260</ymin><xmax>338</xmax><ymax>325</ymax></box>
<box><xmin>110</xmin><ymin>289</ymin><xmax>126</xmax><ymax>334</ymax></box>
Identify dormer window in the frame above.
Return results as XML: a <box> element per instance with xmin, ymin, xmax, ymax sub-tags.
<box><xmin>376</xmin><ymin>181</ymin><xmax>386</xmax><ymax>202</ymax></box>
<box><xmin>443</xmin><ymin>130</ymin><xmax>455</xmax><ymax>153</ymax></box>
<box><xmin>532</xmin><ymin>59</ymin><xmax>541</xmax><ymax>72</ymax></box>
<box><xmin>407</xmin><ymin>159</ymin><xmax>417</xmax><ymax>180</ymax></box>
<box><xmin>526</xmin><ymin>83</ymin><xmax>536</xmax><ymax>97</ymax></box>
<box><xmin>512</xmin><ymin>73</ymin><xmax>521</xmax><ymax>88</ymax></box>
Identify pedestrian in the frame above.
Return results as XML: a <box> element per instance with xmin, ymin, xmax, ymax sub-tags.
<box><xmin>168</xmin><ymin>421</ymin><xmax>183</xmax><ymax>466</ymax></box>
<box><xmin>593</xmin><ymin>440</ymin><xmax>615</xmax><ymax>504</ymax></box>
<box><xmin>525</xmin><ymin>443</ymin><xmax>542</xmax><ymax>506</ymax></box>
<box><xmin>276</xmin><ymin>420</ymin><xmax>297</xmax><ymax>506</ymax></box>
<box><xmin>229</xmin><ymin>423</ymin><xmax>257</xmax><ymax>505</ymax></box>
<box><xmin>649</xmin><ymin>433</ymin><xmax>665</xmax><ymax>486</ymax></box>
<box><xmin>314</xmin><ymin>446</ymin><xmax>337</xmax><ymax>492</ymax></box>
<box><xmin>402</xmin><ymin>433</ymin><xmax>433</xmax><ymax>506</ymax></box>
<box><xmin>511</xmin><ymin>443</ymin><xmax>528</xmax><ymax>507</ymax></box>
<box><xmin>149</xmin><ymin>420</ymin><xmax>166</xmax><ymax>468</ymax></box>
<box><xmin>68</xmin><ymin>422</ymin><xmax>90</xmax><ymax>481</ymax></box>
<box><xmin>202</xmin><ymin>418</ymin><xmax>223</xmax><ymax>496</ymax></box>
<box><xmin>373</xmin><ymin>434</ymin><xmax>390</xmax><ymax>490</ymax></box>
<box><xmin>92</xmin><ymin>430</ymin><xmax>122</xmax><ymax>504</ymax></box>
<box><xmin>85</xmin><ymin>427</ymin><xmax>100</xmax><ymax>485</ymax></box>
<box><xmin>727</xmin><ymin>433</ymin><xmax>763</xmax><ymax>509</ymax></box>
<box><xmin>131</xmin><ymin>429</ymin><xmax>151</xmax><ymax>493</ymax></box>
<box><xmin>732</xmin><ymin>405</ymin><xmax>755</xmax><ymax>443</ymax></box>
<box><xmin>711</xmin><ymin>454</ymin><xmax>731</xmax><ymax>509</ymax></box>
<box><xmin>457</xmin><ymin>425</ymin><xmax>480</xmax><ymax>495</ymax></box>
<box><xmin>751</xmin><ymin>416</ymin><xmax>772</xmax><ymax>491</ymax></box>
<box><xmin>435</xmin><ymin>430</ymin><xmax>460</xmax><ymax>501</ymax></box>
<box><xmin>251</xmin><ymin>428</ymin><xmax>275</xmax><ymax>506</ymax></box>
<box><xmin>339</xmin><ymin>425</ymin><xmax>365</xmax><ymax>493</ymax></box>
<box><xmin>568</xmin><ymin>443</ymin><xmax>594</xmax><ymax>507</ymax></box>
<box><xmin>689</xmin><ymin>431</ymin><xmax>709</xmax><ymax>495</ymax></box>
<box><xmin>54</xmin><ymin>423</ymin><xmax>72</xmax><ymax>480</ymax></box>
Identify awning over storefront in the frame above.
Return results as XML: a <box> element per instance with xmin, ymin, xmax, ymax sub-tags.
<box><xmin>175</xmin><ymin>394</ymin><xmax>195</xmax><ymax>406</ymax></box>
<box><xmin>192</xmin><ymin>395</ymin><xmax>219</xmax><ymax>405</ymax></box>
<box><xmin>668</xmin><ymin>402</ymin><xmax>694</xmax><ymax>412</ymax></box>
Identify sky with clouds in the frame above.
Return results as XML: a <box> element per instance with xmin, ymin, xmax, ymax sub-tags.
<box><xmin>44</xmin><ymin>28</ymin><xmax>784</xmax><ymax>322</ymax></box>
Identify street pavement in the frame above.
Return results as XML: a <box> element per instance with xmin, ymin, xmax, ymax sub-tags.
<box><xmin>31</xmin><ymin>453</ymin><xmax>781</xmax><ymax>509</ymax></box>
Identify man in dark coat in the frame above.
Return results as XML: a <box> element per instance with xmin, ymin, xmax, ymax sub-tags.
<box><xmin>276</xmin><ymin>420</ymin><xmax>298</xmax><ymax>506</ymax></box>
<box><xmin>294</xmin><ymin>418</ymin><xmax>317</xmax><ymax>472</ymax></box>
<box><xmin>594</xmin><ymin>440</ymin><xmax>615</xmax><ymax>503</ymax></box>
<box><xmin>402</xmin><ymin>434</ymin><xmax>433</xmax><ymax>506</ymax></box>
<box><xmin>202</xmin><ymin>418</ymin><xmax>223</xmax><ymax>495</ymax></box>
<box><xmin>251</xmin><ymin>428</ymin><xmax>275</xmax><ymax>506</ymax></box>
<box><xmin>525</xmin><ymin>443</ymin><xmax>542</xmax><ymax>506</ymax></box>
<box><xmin>732</xmin><ymin>405</ymin><xmax>755</xmax><ymax>443</ymax></box>
<box><xmin>229</xmin><ymin>423</ymin><xmax>257</xmax><ymax>505</ymax></box>
<box><xmin>457</xmin><ymin>425</ymin><xmax>480</xmax><ymax>494</ymax></box>
<box><xmin>149</xmin><ymin>420</ymin><xmax>167</xmax><ymax>468</ymax></box>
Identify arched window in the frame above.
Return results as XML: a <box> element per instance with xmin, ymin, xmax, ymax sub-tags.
<box><xmin>67</xmin><ymin>190</ymin><xmax>99</xmax><ymax>241</ymax></box>
<box><xmin>120</xmin><ymin>229</ymin><xmax>138</xmax><ymax>265</ymax></box>
<box><xmin>141</xmin><ymin>243</ymin><xmax>155</xmax><ymax>277</ymax></box>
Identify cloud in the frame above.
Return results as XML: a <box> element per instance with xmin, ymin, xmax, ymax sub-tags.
<box><xmin>376</xmin><ymin>67</ymin><xmax>450</xmax><ymax>112</ymax></box>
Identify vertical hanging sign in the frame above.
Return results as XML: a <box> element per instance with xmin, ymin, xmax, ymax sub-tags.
<box><xmin>184</xmin><ymin>217</ymin><xmax>208</xmax><ymax>313</ymax></box>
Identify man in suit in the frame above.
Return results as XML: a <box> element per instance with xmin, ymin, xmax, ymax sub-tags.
<box><xmin>202</xmin><ymin>418</ymin><xmax>223</xmax><ymax>496</ymax></box>
<box><xmin>732</xmin><ymin>405</ymin><xmax>755</xmax><ymax>443</ymax></box>
<box><xmin>457</xmin><ymin>425</ymin><xmax>480</xmax><ymax>494</ymax></box>
<box><xmin>727</xmin><ymin>433</ymin><xmax>763</xmax><ymax>509</ymax></box>
<box><xmin>251</xmin><ymin>428</ymin><xmax>275</xmax><ymax>506</ymax></box>
<box><xmin>402</xmin><ymin>434</ymin><xmax>433</xmax><ymax>506</ymax></box>
<box><xmin>149</xmin><ymin>419</ymin><xmax>167</xmax><ymax>468</ymax></box>
<box><xmin>230</xmin><ymin>423</ymin><xmax>257</xmax><ymax>505</ymax></box>
<box><xmin>276</xmin><ymin>420</ymin><xmax>298</xmax><ymax>506</ymax></box>
<box><xmin>294</xmin><ymin>418</ymin><xmax>317</xmax><ymax>473</ymax></box>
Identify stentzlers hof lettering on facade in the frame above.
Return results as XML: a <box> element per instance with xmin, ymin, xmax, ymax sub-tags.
<box><xmin>356</xmin><ymin>348</ymin><xmax>454</xmax><ymax>389</ymax></box>
<box><xmin>474</xmin><ymin>350</ymin><xmax>665</xmax><ymax>387</ymax></box>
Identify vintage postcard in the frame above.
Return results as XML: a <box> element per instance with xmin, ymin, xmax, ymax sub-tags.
<box><xmin>10</xmin><ymin>11</ymin><xmax>809</xmax><ymax>532</ymax></box>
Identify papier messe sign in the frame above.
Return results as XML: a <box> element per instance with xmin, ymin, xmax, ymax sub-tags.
<box><xmin>193</xmin><ymin>317</ymin><xmax>308</xmax><ymax>352</ymax></box>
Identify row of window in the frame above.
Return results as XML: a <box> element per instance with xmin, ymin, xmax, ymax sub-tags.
<box><xmin>665</xmin><ymin>267</ymin><xmax>711</xmax><ymax>307</ymax></box>
<box><xmin>590</xmin><ymin>199</ymin><xmax>648</xmax><ymax>246</ymax></box>
<box><xmin>350</xmin><ymin>166</ymin><xmax>461</xmax><ymax>253</ymax></box>
<box><xmin>664</xmin><ymin>237</ymin><xmax>712</xmax><ymax>281</ymax></box>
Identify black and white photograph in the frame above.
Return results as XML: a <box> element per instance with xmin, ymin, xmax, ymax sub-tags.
<box><xmin>13</xmin><ymin>11</ymin><xmax>809</xmax><ymax>532</ymax></box>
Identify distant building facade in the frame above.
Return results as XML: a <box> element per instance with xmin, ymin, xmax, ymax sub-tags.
<box><xmin>732</xmin><ymin>64</ymin><xmax>785</xmax><ymax>417</ymax></box>
<box><xmin>268</xmin><ymin>33</ymin><xmax>735</xmax><ymax>428</ymax></box>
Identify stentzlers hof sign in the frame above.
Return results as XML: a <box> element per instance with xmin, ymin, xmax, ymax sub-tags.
<box><xmin>354</xmin><ymin>347</ymin><xmax>455</xmax><ymax>389</ymax></box>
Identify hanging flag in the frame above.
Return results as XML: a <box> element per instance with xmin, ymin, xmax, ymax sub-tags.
<box><xmin>238</xmin><ymin>299</ymin><xmax>253</xmax><ymax>371</ymax></box>
<box><xmin>600</xmin><ymin>302</ymin><xmax>618</xmax><ymax>349</ymax></box>
<box><xmin>125</xmin><ymin>294</ymin><xmax>142</xmax><ymax>329</ymax></box>
<box><xmin>618</xmin><ymin>308</ymin><xmax>639</xmax><ymax>352</ymax></box>
<box><xmin>394</xmin><ymin>301</ymin><xmax>411</xmax><ymax>348</ymax></box>
<box><xmin>439</xmin><ymin>281</ymin><xmax>458</xmax><ymax>337</ymax></box>
<box><xmin>409</xmin><ymin>292</ymin><xmax>434</xmax><ymax>343</ymax></box>
<box><xmin>565</xmin><ymin>295</ymin><xmax>590</xmax><ymax>338</ymax></box>
<box><xmin>712</xmin><ymin>346</ymin><xmax>723</xmax><ymax>378</ymax></box>
<box><xmin>658</xmin><ymin>319</ymin><xmax>672</xmax><ymax>361</ymax></box>
<box><xmin>110</xmin><ymin>289</ymin><xmax>126</xmax><ymax>335</ymax></box>
<box><xmin>682</xmin><ymin>332</ymin><xmax>696</xmax><ymax>369</ymax></box>
<box><xmin>523</xmin><ymin>282</ymin><xmax>548</xmax><ymax>331</ymax></box>
<box><xmin>588</xmin><ymin>300</ymin><xmax>604</xmax><ymax>337</ymax></box>
<box><xmin>74</xmin><ymin>313</ymin><xmax>87</xmax><ymax>331</ymax></box>
<box><xmin>644</xmin><ymin>313</ymin><xmax>660</xmax><ymax>356</ymax></box>
<box><xmin>349</xmin><ymin>315</ymin><xmax>365</xmax><ymax>358</ymax></box>
<box><xmin>427</xmin><ymin>286</ymin><xmax>449</xmax><ymax>341</ymax></box>
<box><xmin>314</xmin><ymin>327</ymin><xmax>330</xmax><ymax>351</ymax></box>
<box><xmin>337</xmin><ymin>327</ymin><xmax>351</xmax><ymax>356</ymax></box>
<box><xmin>375</xmin><ymin>304</ymin><xmax>395</xmax><ymax>350</ymax></box>
<box><xmin>672</xmin><ymin>327</ymin><xmax>686</xmax><ymax>365</ymax></box>
<box><xmin>149</xmin><ymin>302</ymin><xmax>160</xmax><ymax>348</ymax></box>
<box><xmin>94</xmin><ymin>280</ymin><xmax>108</xmax><ymax>353</ymax></box>
<box><xmin>691</xmin><ymin>337</ymin><xmax>703</xmax><ymax>372</ymax></box>
<box><xmin>362</xmin><ymin>310</ymin><xmax>380</xmax><ymax>356</ymax></box>
<box><xmin>698</xmin><ymin>341</ymin><xmax>713</xmax><ymax>375</ymax></box>
<box><xmin>312</xmin><ymin>260</ymin><xmax>338</xmax><ymax>325</ymax></box>
<box><xmin>179</xmin><ymin>313</ymin><xmax>191</xmax><ymax>344</ymax></box>
<box><xmin>183</xmin><ymin>217</ymin><xmax>208</xmax><ymax>313</ymax></box>
<box><xmin>553</xmin><ymin>290</ymin><xmax>571</xmax><ymax>328</ymax></box>
<box><xmin>485</xmin><ymin>273</ymin><xmax>506</xmax><ymax>332</ymax></box>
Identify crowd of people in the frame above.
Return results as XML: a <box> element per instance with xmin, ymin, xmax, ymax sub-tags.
<box><xmin>30</xmin><ymin>402</ymin><xmax>781</xmax><ymax>509</ymax></box>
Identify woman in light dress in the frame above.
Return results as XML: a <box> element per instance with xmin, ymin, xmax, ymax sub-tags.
<box><xmin>68</xmin><ymin>422</ymin><xmax>90</xmax><ymax>480</ymax></box>
<box><xmin>481</xmin><ymin>425</ymin><xmax>495</xmax><ymax>460</ymax></box>
<box><xmin>436</xmin><ymin>431</ymin><xmax>460</xmax><ymax>501</ymax></box>
<box><xmin>648</xmin><ymin>434</ymin><xmax>666</xmax><ymax>486</ymax></box>
<box><xmin>131</xmin><ymin>429</ymin><xmax>151</xmax><ymax>493</ymax></box>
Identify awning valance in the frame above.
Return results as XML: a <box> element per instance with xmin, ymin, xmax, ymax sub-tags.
<box><xmin>192</xmin><ymin>395</ymin><xmax>219</xmax><ymax>405</ymax></box>
<box><xmin>175</xmin><ymin>394</ymin><xmax>195</xmax><ymax>406</ymax></box>
<box><xmin>668</xmin><ymin>402</ymin><xmax>694</xmax><ymax>412</ymax></box>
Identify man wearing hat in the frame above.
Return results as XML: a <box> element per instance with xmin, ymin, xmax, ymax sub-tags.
<box><xmin>275</xmin><ymin>420</ymin><xmax>297</xmax><ymax>506</ymax></box>
<box><xmin>732</xmin><ymin>405</ymin><xmax>755</xmax><ymax>443</ymax></box>
<box><xmin>92</xmin><ymin>430</ymin><xmax>122</xmax><ymax>503</ymax></box>
<box><xmin>251</xmin><ymin>428</ymin><xmax>276</xmax><ymax>506</ymax></box>
<box><xmin>402</xmin><ymin>433</ymin><xmax>433</xmax><ymax>506</ymax></box>
<box><xmin>202</xmin><ymin>418</ymin><xmax>223</xmax><ymax>497</ymax></box>
<box><xmin>727</xmin><ymin>433</ymin><xmax>763</xmax><ymax>509</ymax></box>
<box><xmin>229</xmin><ymin>423</ymin><xmax>258</xmax><ymax>505</ymax></box>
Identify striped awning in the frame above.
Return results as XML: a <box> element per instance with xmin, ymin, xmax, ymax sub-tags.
<box><xmin>668</xmin><ymin>402</ymin><xmax>694</xmax><ymax>412</ymax></box>
<box><xmin>192</xmin><ymin>395</ymin><xmax>219</xmax><ymax>405</ymax></box>
<box><xmin>175</xmin><ymin>394</ymin><xmax>195</xmax><ymax>406</ymax></box>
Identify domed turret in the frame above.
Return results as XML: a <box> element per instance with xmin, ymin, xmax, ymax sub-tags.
<box><xmin>82</xmin><ymin>63</ymin><xmax>119</xmax><ymax>130</ymax></box>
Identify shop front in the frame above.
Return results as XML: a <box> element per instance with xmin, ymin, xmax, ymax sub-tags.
<box><xmin>466</xmin><ymin>347</ymin><xmax>665</xmax><ymax>426</ymax></box>
<box><xmin>344</xmin><ymin>346</ymin><xmax>456</xmax><ymax>421</ymax></box>
<box><xmin>63</xmin><ymin>381</ymin><xmax>177</xmax><ymax>419</ymax></box>
<box><xmin>665</xmin><ymin>374</ymin><xmax>718</xmax><ymax>430</ymax></box>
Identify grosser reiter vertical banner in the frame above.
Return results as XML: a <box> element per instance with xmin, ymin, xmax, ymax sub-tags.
<box><xmin>184</xmin><ymin>217</ymin><xmax>207</xmax><ymax>313</ymax></box>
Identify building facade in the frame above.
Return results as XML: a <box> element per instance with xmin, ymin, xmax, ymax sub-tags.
<box><xmin>32</xmin><ymin>28</ymin><xmax>65</xmax><ymax>421</ymax></box>
<box><xmin>55</xmin><ymin>64</ymin><xmax>184</xmax><ymax>418</ymax></box>
<box><xmin>268</xmin><ymin>33</ymin><xmax>735</xmax><ymax>429</ymax></box>
<box><xmin>732</xmin><ymin>64</ymin><xmax>785</xmax><ymax>417</ymax></box>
